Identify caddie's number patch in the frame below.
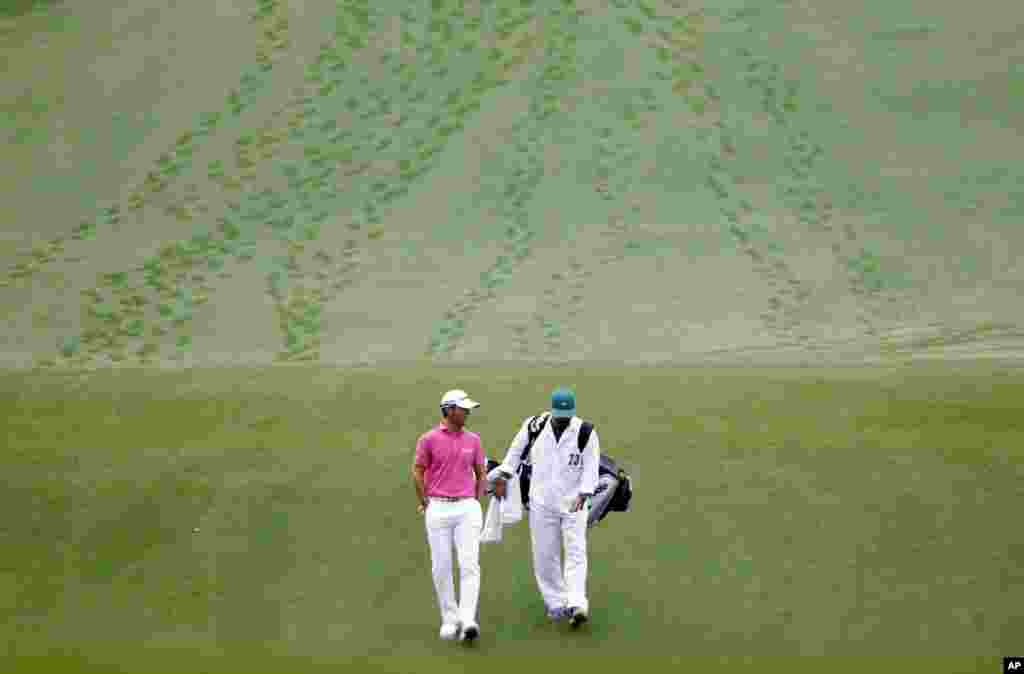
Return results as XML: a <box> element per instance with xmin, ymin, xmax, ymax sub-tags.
<box><xmin>568</xmin><ymin>454</ymin><xmax>581</xmax><ymax>467</ymax></box>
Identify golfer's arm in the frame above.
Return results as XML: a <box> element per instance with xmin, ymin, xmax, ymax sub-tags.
<box><xmin>473</xmin><ymin>463</ymin><xmax>486</xmax><ymax>502</ymax></box>
<box><xmin>413</xmin><ymin>464</ymin><xmax>427</xmax><ymax>506</ymax></box>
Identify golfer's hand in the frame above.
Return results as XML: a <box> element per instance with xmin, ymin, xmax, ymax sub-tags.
<box><xmin>494</xmin><ymin>478</ymin><xmax>507</xmax><ymax>500</ymax></box>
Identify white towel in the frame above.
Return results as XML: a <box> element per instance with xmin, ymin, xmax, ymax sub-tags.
<box><xmin>481</xmin><ymin>469</ymin><xmax>523</xmax><ymax>544</ymax></box>
<box><xmin>481</xmin><ymin>494</ymin><xmax>505</xmax><ymax>543</ymax></box>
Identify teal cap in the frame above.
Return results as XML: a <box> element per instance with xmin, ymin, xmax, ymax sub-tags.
<box><xmin>551</xmin><ymin>387</ymin><xmax>576</xmax><ymax>419</ymax></box>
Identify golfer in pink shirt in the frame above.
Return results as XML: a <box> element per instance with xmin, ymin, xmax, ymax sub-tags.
<box><xmin>413</xmin><ymin>389</ymin><xmax>486</xmax><ymax>642</ymax></box>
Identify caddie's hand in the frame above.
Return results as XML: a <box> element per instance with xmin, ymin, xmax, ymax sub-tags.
<box><xmin>417</xmin><ymin>500</ymin><xmax>427</xmax><ymax>515</ymax></box>
<box><xmin>494</xmin><ymin>478</ymin><xmax>507</xmax><ymax>500</ymax></box>
<box><xmin>571</xmin><ymin>495</ymin><xmax>589</xmax><ymax>512</ymax></box>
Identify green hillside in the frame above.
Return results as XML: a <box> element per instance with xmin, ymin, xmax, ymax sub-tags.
<box><xmin>2</xmin><ymin>0</ymin><xmax>1022</xmax><ymax>368</ymax></box>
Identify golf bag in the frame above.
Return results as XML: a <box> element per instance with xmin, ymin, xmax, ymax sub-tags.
<box><xmin>486</xmin><ymin>412</ymin><xmax>633</xmax><ymax>528</ymax></box>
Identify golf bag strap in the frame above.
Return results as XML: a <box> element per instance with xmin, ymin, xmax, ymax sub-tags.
<box><xmin>519</xmin><ymin>412</ymin><xmax>550</xmax><ymax>467</ymax></box>
<box><xmin>520</xmin><ymin>414</ymin><xmax>594</xmax><ymax>466</ymax></box>
<box><xmin>577</xmin><ymin>421</ymin><xmax>593</xmax><ymax>453</ymax></box>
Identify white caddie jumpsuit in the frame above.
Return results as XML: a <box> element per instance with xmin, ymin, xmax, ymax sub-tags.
<box><xmin>493</xmin><ymin>415</ymin><xmax>600</xmax><ymax>614</ymax></box>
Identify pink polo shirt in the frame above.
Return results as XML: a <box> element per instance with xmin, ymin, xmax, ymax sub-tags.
<box><xmin>415</xmin><ymin>423</ymin><xmax>485</xmax><ymax>498</ymax></box>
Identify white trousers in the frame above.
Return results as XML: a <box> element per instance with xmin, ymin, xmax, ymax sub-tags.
<box><xmin>424</xmin><ymin>499</ymin><xmax>482</xmax><ymax>626</ymax></box>
<box><xmin>529</xmin><ymin>502</ymin><xmax>589</xmax><ymax>613</ymax></box>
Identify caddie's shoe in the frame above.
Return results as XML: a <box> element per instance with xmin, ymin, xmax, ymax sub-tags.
<box><xmin>439</xmin><ymin>623</ymin><xmax>459</xmax><ymax>640</ymax></box>
<box><xmin>568</xmin><ymin>607</ymin><xmax>589</xmax><ymax>628</ymax></box>
<box><xmin>460</xmin><ymin>622</ymin><xmax>479</xmax><ymax>642</ymax></box>
<box><xmin>546</xmin><ymin>606</ymin><xmax>569</xmax><ymax>622</ymax></box>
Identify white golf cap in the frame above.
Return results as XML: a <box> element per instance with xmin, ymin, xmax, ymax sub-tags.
<box><xmin>440</xmin><ymin>389</ymin><xmax>480</xmax><ymax>410</ymax></box>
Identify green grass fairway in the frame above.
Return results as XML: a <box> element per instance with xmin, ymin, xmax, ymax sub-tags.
<box><xmin>2</xmin><ymin>364</ymin><xmax>1022</xmax><ymax>671</ymax></box>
